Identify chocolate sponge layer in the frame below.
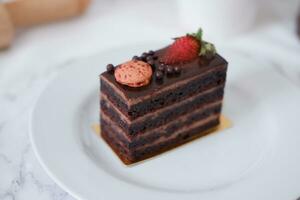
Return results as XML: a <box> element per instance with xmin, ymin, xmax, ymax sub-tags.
<box><xmin>101</xmin><ymin>117</ymin><xmax>220</xmax><ymax>164</ymax></box>
<box><xmin>101</xmin><ymin>65</ymin><xmax>226</xmax><ymax>120</ymax></box>
<box><xmin>100</xmin><ymin>101</ymin><xmax>221</xmax><ymax>149</ymax></box>
<box><xmin>101</xmin><ymin>85</ymin><xmax>224</xmax><ymax>136</ymax></box>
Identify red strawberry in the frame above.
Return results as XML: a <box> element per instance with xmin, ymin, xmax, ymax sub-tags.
<box><xmin>161</xmin><ymin>28</ymin><xmax>202</xmax><ymax>65</ymax></box>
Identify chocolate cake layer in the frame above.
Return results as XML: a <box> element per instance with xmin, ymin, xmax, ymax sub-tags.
<box><xmin>101</xmin><ymin>130</ymin><xmax>131</xmax><ymax>164</ymax></box>
<box><xmin>101</xmin><ymin>64</ymin><xmax>226</xmax><ymax>119</ymax></box>
<box><xmin>101</xmin><ymin>85</ymin><xmax>224</xmax><ymax>136</ymax></box>
<box><xmin>101</xmin><ymin>102</ymin><xmax>221</xmax><ymax>148</ymax></box>
<box><xmin>133</xmin><ymin>119</ymin><xmax>219</xmax><ymax>161</ymax></box>
<box><xmin>101</xmin><ymin>116</ymin><xmax>220</xmax><ymax>164</ymax></box>
<box><xmin>102</xmin><ymin>112</ymin><xmax>219</xmax><ymax>150</ymax></box>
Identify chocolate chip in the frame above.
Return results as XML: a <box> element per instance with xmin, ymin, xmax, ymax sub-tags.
<box><xmin>106</xmin><ymin>64</ymin><xmax>114</xmax><ymax>73</ymax></box>
<box><xmin>174</xmin><ymin>66</ymin><xmax>181</xmax><ymax>74</ymax></box>
<box><xmin>140</xmin><ymin>53</ymin><xmax>147</xmax><ymax>61</ymax></box>
<box><xmin>146</xmin><ymin>56</ymin><xmax>153</xmax><ymax>61</ymax></box>
<box><xmin>155</xmin><ymin>71</ymin><xmax>163</xmax><ymax>80</ymax></box>
<box><xmin>166</xmin><ymin>65</ymin><xmax>174</xmax><ymax>75</ymax></box>
<box><xmin>147</xmin><ymin>59</ymin><xmax>154</xmax><ymax>66</ymax></box>
<box><xmin>148</xmin><ymin>50</ymin><xmax>155</xmax><ymax>55</ymax></box>
<box><xmin>141</xmin><ymin>52</ymin><xmax>148</xmax><ymax>58</ymax></box>
<box><xmin>132</xmin><ymin>56</ymin><xmax>139</xmax><ymax>60</ymax></box>
<box><xmin>158</xmin><ymin>65</ymin><xmax>165</xmax><ymax>72</ymax></box>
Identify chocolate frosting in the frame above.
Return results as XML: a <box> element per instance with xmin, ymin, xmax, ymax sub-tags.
<box><xmin>101</xmin><ymin>47</ymin><xmax>228</xmax><ymax>100</ymax></box>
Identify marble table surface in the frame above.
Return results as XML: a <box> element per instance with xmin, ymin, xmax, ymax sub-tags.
<box><xmin>0</xmin><ymin>1</ymin><xmax>300</xmax><ymax>199</ymax></box>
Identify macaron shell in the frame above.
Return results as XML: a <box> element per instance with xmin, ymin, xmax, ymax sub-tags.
<box><xmin>115</xmin><ymin>60</ymin><xmax>152</xmax><ymax>87</ymax></box>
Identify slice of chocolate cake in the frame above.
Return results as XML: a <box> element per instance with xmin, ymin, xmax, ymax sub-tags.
<box><xmin>100</xmin><ymin>28</ymin><xmax>228</xmax><ymax>164</ymax></box>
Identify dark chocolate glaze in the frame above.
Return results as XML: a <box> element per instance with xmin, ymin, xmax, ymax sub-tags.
<box><xmin>101</xmin><ymin>47</ymin><xmax>228</xmax><ymax>100</ymax></box>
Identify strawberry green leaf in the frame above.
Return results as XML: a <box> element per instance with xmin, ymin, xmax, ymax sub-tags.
<box><xmin>194</xmin><ymin>28</ymin><xmax>203</xmax><ymax>41</ymax></box>
<box><xmin>188</xmin><ymin>28</ymin><xmax>203</xmax><ymax>42</ymax></box>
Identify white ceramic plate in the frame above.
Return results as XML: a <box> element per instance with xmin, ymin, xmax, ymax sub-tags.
<box><xmin>30</xmin><ymin>43</ymin><xmax>300</xmax><ymax>200</ymax></box>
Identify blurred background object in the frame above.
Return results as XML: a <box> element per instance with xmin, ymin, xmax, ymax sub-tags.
<box><xmin>0</xmin><ymin>4</ymin><xmax>14</xmax><ymax>48</ymax></box>
<box><xmin>298</xmin><ymin>9</ymin><xmax>300</xmax><ymax>38</ymax></box>
<box><xmin>0</xmin><ymin>0</ymin><xmax>90</xmax><ymax>49</ymax></box>
<box><xmin>1</xmin><ymin>0</ymin><xmax>299</xmax><ymax>50</ymax></box>
<box><xmin>177</xmin><ymin>0</ymin><xmax>257</xmax><ymax>43</ymax></box>
<box><xmin>260</xmin><ymin>0</ymin><xmax>300</xmax><ymax>21</ymax></box>
<box><xmin>177</xmin><ymin>0</ymin><xmax>300</xmax><ymax>44</ymax></box>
